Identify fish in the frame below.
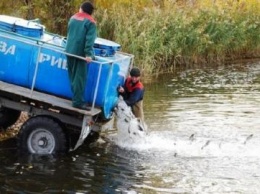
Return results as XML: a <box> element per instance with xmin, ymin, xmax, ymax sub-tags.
<box><xmin>243</xmin><ymin>134</ymin><xmax>253</xmax><ymax>145</ymax></box>
<box><xmin>189</xmin><ymin>134</ymin><xmax>195</xmax><ymax>141</ymax></box>
<box><xmin>201</xmin><ymin>140</ymin><xmax>210</xmax><ymax>150</ymax></box>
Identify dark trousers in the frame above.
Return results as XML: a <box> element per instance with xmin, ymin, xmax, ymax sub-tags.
<box><xmin>132</xmin><ymin>100</ymin><xmax>144</xmax><ymax>122</ymax></box>
<box><xmin>67</xmin><ymin>56</ymin><xmax>87</xmax><ymax>106</ymax></box>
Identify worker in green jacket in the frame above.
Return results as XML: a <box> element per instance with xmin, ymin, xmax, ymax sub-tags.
<box><xmin>65</xmin><ymin>1</ymin><xmax>97</xmax><ymax>110</ymax></box>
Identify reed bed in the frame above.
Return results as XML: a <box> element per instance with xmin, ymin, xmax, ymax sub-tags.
<box><xmin>1</xmin><ymin>0</ymin><xmax>259</xmax><ymax>75</ymax></box>
<box><xmin>95</xmin><ymin>0</ymin><xmax>260</xmax><ymax>74</ymax></box>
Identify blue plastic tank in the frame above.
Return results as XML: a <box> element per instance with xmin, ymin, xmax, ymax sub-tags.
<box><xmin>0</xmin><ymin>15</ymin><xmax>132</xmax><ymax>119</ymax></box>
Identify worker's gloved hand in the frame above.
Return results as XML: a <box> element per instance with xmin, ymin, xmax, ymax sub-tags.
<box><xmin>117</xmin><ymin>86</ymin><xmax>124</xmax><ymax>93</ymax></box>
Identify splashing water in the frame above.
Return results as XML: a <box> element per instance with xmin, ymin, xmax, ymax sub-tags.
<box><xmin>107</xmin><ymin>95</ymin><xmax>260</xmax><ymax>159</ymax></box>
<box><xmin>109</xmin><ymin>98</ymin><xmax>260</xmax><ymax>158</ymax></box>
<box><xmin>108</xmin><ymin>126</ymin><xmax>260</xmax><ymax>159</ymax></box>
<box><xmin>108</xmin><ymin>97</ymin><xmax>148</xmax><ymax>147</ymax></box>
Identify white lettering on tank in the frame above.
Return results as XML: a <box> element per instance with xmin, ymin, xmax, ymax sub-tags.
<box><xmin>50</xmin><ymin>56</ymin><xmax>67</xmax><ymax>70</ymax></box>
<box><xmin>39</xmin><ymin>53</ymin><xmax>51</xmax><ymax>63</ymax></box>
<box><xmin>0</xmin><ymin>41</ymin><xmax>16</xmax><ymax>55</ymax></box>
<box><xmin>51</xmin><ymin>57</ymin><xmax>63</xmax><ymax>68</ymax></box>
<box><xmin>62</xmin><ymin>59</ymin><xmax>67</xmax><ymax>69</ymax></box>
<box><xmin>39</xmin><ymin>52</ymin><xmax>67</xmax><ymax>70</ymax></box>
<box><xmin>0</xmin><ymin>41</ymin><xmax>67</xmax><ymax>69</ymax></box>
<box><xmin>0</xmin><ymin>41</ymin><xmax>7</xmax><ymax>53</ymax></box>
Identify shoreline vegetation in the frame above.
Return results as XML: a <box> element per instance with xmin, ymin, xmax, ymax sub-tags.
<box><xmin>96</xmin><ymin>0</ymin><xmax>260</xmax><ymax>75</ymax></box>
<box><xmin>0</xmin><ymin>0</ymin><xmax>259</xmax><ymax>76</ymax></box>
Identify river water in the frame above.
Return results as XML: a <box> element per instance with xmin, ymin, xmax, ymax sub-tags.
<box><xmin>1</xmin><ymin>62</ymin><xmax>260</xmax><ymax>194</ymax></box>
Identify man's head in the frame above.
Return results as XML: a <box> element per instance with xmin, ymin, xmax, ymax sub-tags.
<box><xmin>80</xmin><ymin>2</ymin><xmax>95</xmax><ymax>15</ymax></box>
<box><xmin>130</xmin><ymin>67</ymin><xmax>141</xmax><ymax>83</ymax></box>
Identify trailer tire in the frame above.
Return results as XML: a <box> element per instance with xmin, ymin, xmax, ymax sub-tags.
<box><xmin>17</xmin><ymin>116</ymin><xmax>68</xmax><ymax>154</ymax></box>
<box><xmin>0</xmin><ymin>107</ymin><xmax>21</xmax><ymax>130</ymax></box>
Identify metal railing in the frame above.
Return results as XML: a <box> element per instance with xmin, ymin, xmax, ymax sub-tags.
<box><xmin>0</xmin><ymin>29</ymin><xmax>134</xmax><ymax>115</ymax></box>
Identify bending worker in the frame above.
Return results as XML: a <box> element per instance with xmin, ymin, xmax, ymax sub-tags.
<box><xmin>118</xmin><ymin>67</ymin><xmax>145</xmax><ymax>122</ymax></box>
<box><xmin>65</xmin><ymin>1</ymin><xmax>97</xmax><ymax>110</ymax></box>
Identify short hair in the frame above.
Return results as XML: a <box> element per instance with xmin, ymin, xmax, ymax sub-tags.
<box><xmin>130</xmin><ymin>67</ymin><xmax>141</xmax><ymax>77</ymax></box>
<box><xmin>81</xmin><ymin>2</ymin><xmax>95</xmax><ymax>15</ymax></box>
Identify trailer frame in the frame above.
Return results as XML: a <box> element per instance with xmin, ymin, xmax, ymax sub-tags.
<box><xmin>0</xmin><ymin>80</ymin><xmax>114</xmax><ymax>153</ymax></box>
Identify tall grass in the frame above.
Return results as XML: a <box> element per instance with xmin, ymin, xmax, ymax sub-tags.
<box><xmin>1</xmin><ymin>0</ymin><xmax>259</xmax><ymax>75</ymax></box>
<box><xmin>95</xmin><ymin>0</ymin><xmax>260</xmax><ymax>74</ymax></box>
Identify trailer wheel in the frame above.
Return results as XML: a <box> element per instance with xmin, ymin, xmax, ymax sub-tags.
<box><xmin>17</xmin><ymin>116</ymin><xmax>68</xmax><ymax>154</ymax></box>
<box><xmin>0</xmin><ymin>107</ymin><xmax>21</xmax><ymax>130</ymax></box>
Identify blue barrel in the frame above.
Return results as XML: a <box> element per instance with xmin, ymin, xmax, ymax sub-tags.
<box><xmin>0</xmin><ymin>15</ymin><xmax>132</xmax><ymax>119</ymax></box>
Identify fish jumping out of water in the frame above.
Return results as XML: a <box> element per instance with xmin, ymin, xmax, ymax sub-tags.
<box><xmin>201</xmin><ymin>140</ymin><xmax>211</xmax><ymax>150</ymax></box>
<box><xmin>189</xmin><ymin>134</ymin><xmax>195</xmax><ymax>142</ymax></box>
<box><xmin>113</xmin><ymin>96</ymin><xmax>147</xmax><ymax>144</ymax></box>
<box><xmin>243</xmin><ymin>134</ymin><xmax>253</xmax><ymax>145</ymax></box>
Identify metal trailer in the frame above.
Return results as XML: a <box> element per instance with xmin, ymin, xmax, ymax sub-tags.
<box><xmin>0</xmin><ymin>80</ymin><xmax>114</xmax><ymax>154</ymax></box>
<box><xmin>0</xmin><ymin>15</ymin><xmax>133</xmax><ymax>154</ymax></box>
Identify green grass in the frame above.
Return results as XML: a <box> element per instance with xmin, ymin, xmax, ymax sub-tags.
<box><xmin>95</xmin><ymin>0</ymin><xmax>260</xmax><ymax>75</ymax></box>
<box><xmin>1</xmin><ymin>0</ymin><xmax>259</xmax><ymax>75</ymax></box>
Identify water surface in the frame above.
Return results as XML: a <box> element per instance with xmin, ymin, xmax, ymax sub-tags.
<box><xmin>1</xmin><ymin>62</ymin><xmax>260</xmax><ymax>194</ymax></box>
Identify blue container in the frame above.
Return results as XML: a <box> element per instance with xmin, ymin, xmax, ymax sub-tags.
<box><xmin>0</xmin><ymin>15</ymin><xmax>132</xmax><ymax>119</ymax></box>
<box><xmin>0</xmin><ymin>15</ymin><xmax>44</xmax><ymax>38</ymax></box>
<box><xmin>94</xmin><ymin>38</ymin><xmax>121</xmax><ymax>57</ymax></box>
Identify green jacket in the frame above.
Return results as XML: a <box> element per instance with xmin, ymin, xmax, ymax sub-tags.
<box><xmin>65</xmin><ymin>12</ymin><xmax>97</xmax><ymax>59</ymax></box>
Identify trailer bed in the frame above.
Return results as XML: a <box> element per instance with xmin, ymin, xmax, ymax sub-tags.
<box><xmin>0</xmin><ymin>81</ymin><xmax>101</xmax><ymax>116</ymax></box>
